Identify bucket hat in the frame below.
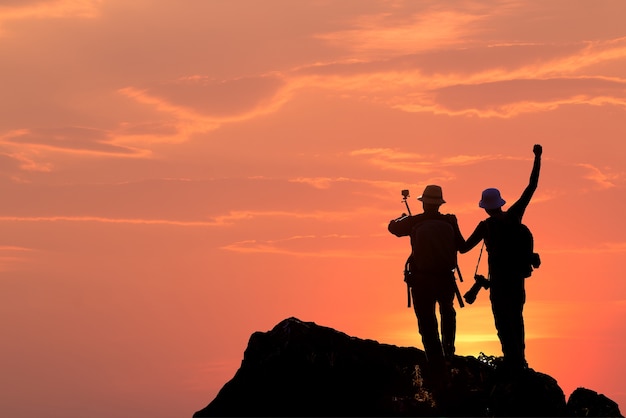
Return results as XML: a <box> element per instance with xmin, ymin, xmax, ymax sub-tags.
<box><xmin>418</xmin><ymin>185</ymin><xmax>446</xmax><ymax>205</ymax></box>
<box><xmin>479</xmin><ymin>188</ymin><xmax>506</xmax><ymax>209</ymax></box>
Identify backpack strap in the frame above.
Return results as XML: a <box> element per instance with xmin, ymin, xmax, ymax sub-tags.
<box><xmin>404</xmin><ymin>256</ymin><xmax>412</xmax><ymax>308</ymax></box>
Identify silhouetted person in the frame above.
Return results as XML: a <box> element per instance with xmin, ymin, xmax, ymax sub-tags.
<box><xmin>460</xmin><ymin>144</ymin><xmax>542</xmax><ymax>372</ymax></box>
<box><xmin>388</xmin><ymin>185</ymin><xmax>465</xmax><ymax>378</ymax></box>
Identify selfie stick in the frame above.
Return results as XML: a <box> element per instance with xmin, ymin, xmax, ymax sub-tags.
<box><xmin>401</xmin><ymin>191</ymin><xmax>413</xmax><ymax>307</ymax></box>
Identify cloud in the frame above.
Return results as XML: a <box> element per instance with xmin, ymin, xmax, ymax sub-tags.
<box><xmin>541</xmin><ymin>159</ymin><xmax>625</xmax><ymax>192</ymax></box>
<box><xmin>288</xmin><ymin>176</ymin><xmax>407</xmax><ymax>192</ymax></box>
<box><xmin>5</xmin><ymin>1</ymin><xmax>625</xmax><ymax>181</ymax></box>
<box><xmin>0</xmin><ymin>0</ymin><xmax>100</xmax><ymax>33</ymax></box>
<box><xmin>349</xmin><ymin>147</ymin><xmax>504</xmax><ymax>174</ymax></box>
<box><xmin>0</xmin><ymin>151</ymin><xmax>48</xmax><ymax>175</ymax></box>
<box><xmin>0</xmin><ymin>245</ymin><xmax>33</xmax><ymax>251</ymax></box>
<box><xmin>289</xmin><ymin>36</ymin><xmax>626</xmax><ymax>118</ymax></box>
<box><xmin>0</xmin><ymin>208</ymin><xmax>372</xmax><ymax>228</ymax></box>
<box><xmin>114</xmin><ymin>28</ymin><xmax>626</xmax><ymax>149</ymax></box>
<box><xmin>211</xmin><ymin>209</ymin><xmax>373</xmax><ymax>225</ymax></box>
<box><xmin>0</xmin><ymin>127</ymin><xmax>152</xmax><ymax>176</ymax></box>
<box><xmin>220</xmin><ymin>234</ymin><xmax>399</xmax><ymax>259</ymax></box>
<box><xmin>0</xmin><ymin>215</ymin><xmax>223</xmax><ymax>227</ymax></box>
<box><xmin>350</xmin><ymin>148</ymin><xmax>624</xmax><ymax>195</ymax></box>
<box><xmin>576</xmin><ymin>162</ymin><xmax>621</xmax><ymax>189</ymax></box>
<box><xmin>0</xmin><ymin>245</ymin><xmax>36</xmax><ymax>271</ymax></box>
<box><xmin>349</xmin><ymin>148</ymin><xmax>435</xmax><ymax>174</ymax></box>
<box><xmin>0</xmin><ymin>127</ymin><xmax>150</xmax><ymax>157</ymax></box>
<box><xmin>116</xmin><ymin>122</ymin><xmax>179</xmax><ymax>138</ymax></box>
<box><xmin>147</xmin><ymin>75</ymin><xmax>287</xmax><ymax>117</ymax></box>
<box><xmin>315</xmin><ymin>9</ymin><xmax>485</xmax><ymax>57</ymax></box>
<box><xmin>423</xmin><ymin>77</ymin><xmax>626</xmax><ymax>118</ymax></box>
<box><xmin>117</xmin><ymin>76</ymin><xmax>294</xmax><ymax>141</ymax></box>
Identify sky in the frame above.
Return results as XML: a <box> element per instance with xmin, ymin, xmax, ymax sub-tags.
<box><xmin>1</xmin><ymin>1</ymin><xmax>625</xmax><ymax>416</ymax></box>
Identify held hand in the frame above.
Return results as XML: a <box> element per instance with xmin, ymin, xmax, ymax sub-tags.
<box><xmin>533</xmin><ymin>144</ymin><xmax>542</xmax><ymax>157</ymax></box>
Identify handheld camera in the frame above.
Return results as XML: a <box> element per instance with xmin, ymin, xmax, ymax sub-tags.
<box><xmin>463</xmin><ymin>274</ymin><xmax>490</xmax><ymax>304</ymax></box>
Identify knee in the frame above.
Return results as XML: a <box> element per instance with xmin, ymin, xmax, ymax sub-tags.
<box><xmin>439</xmin><ymin>303</ymin><xmax>456</xmax><ymax>317</ymax></box>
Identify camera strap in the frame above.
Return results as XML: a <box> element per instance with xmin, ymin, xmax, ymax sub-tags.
<box><xmin>474</xmin><ymin>241</ymin><xmax>485</xmax><ymax>277</ymax></box>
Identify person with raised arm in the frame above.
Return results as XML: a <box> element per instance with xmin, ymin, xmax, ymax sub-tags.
<box><xmin>460</xmin><ymin>144</ymin><xmax>543</xmax><ymax>373</ymax></box>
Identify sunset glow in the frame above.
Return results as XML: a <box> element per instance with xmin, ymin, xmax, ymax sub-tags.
<box><xmin>2</xmin><ymin>1</ymin><xmax>625</xmax><ymax>416</ymax></box>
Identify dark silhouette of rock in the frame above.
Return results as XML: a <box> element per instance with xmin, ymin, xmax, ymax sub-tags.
<box><xmin>567</xmin><ymin>387</ymin><xmax>623</xmax><ymax>417</ymax></box>
<box><xmin>193</xmin><ymin>317</ymin><xmax>622</xmax><ymax>417</ymax></box>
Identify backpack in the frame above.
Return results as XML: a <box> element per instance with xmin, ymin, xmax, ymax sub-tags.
<box><xmin>484</xmin><ymin>216</ymin><xmax>540</xmax><ymax>278</ymax></box>
<box><xmin>408</xmin><ymin>217</ymin><xmax>457</xmax><ymax>280</ymax></box>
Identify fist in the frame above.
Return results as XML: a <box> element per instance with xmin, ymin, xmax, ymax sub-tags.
<box><xmin>533</xmin><ymin>144</ymin><xmax>542</xmax><ymax>157</ymax></box>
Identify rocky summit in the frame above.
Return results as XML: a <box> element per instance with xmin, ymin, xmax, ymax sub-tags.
<box><xmin>193</xmin><ymin>317</ymin><xmax>622</xmax><ymax>417</ymax></box>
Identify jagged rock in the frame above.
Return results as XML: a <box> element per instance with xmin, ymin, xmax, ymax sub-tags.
<box><xmin>193</xmin><ymin>317</ymin><xmax>622</xmax><ymax>417</ymax></box>
<box><xmin>567</xmin><ymin>387</ymin><xmax>622</xmax><ymax>417</ymax></box>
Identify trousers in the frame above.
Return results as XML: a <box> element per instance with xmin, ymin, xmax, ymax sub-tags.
<box><xmin>489</xmin><ymin>273</ymin><xmax>526</xmax><ymax>368</ymax></box>
<box><xmin>410</xmin><ymin>274</ymin><xmax>456</xmax><ymax>366</ymax></box>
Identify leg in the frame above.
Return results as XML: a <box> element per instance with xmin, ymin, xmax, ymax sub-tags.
<box><xmin>437</xmin><ymin>281</ymin><xmax>456</xmax><ymax>359</ymax></box>
<box><xmin>490</xmin><ymin>276</ymin><xmax>526</xmax><ymax>369</ymax></box>
<box><xmin>411</xmin><ymin>285</ymin><xmax>444</xmax><ymax>365</ymax></box>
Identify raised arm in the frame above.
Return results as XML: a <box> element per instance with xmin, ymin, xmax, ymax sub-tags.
<box><xmin>528</xmin><ymin>144</ymin><xmax>542</xmax><ymax>191</ymax></box>
<box><xmin>509</xmin><ymin>144</ymin><xmax>542</xmax><ymax>219</ymax></box>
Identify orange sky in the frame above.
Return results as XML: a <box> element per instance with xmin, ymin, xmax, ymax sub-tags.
<box><xmin>1</xmin><ymin>1</ymin><xmax>626</xmax><ymax>416</ymax></box>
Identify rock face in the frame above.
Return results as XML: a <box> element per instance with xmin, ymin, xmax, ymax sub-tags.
<box><xmin>568</xmin><ymin>388</ymin><xmax>623</xmax><ymax>418</ymax></box>
<box><xmin>194</xmin><ymin>317</ymin><xmax>622</xmax><ymax>417</ymax></box>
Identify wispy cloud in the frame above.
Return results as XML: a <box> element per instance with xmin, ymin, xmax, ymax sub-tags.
<box><xmin>0</xmin><ymin>208</ymin><xmax>377</xmax><ymax>228</ymax></box>
<box><xmin>116</xmin><ymin>77</ymin><xmax>295</xmax><ymax>143</ymax></box>
<box><xmin>350</xmin><ymin>148</ymin><xmax>504</xmax><ymax>173</ymax></box>
<box><xmin>0</xmin><ymin>245</ymin><xmax>34</xmax><ymax>252</ymax></box>
<box><xmin>541</xmin><ymin>158</ymin><xmax>625</xmax><ymax>192</ymax></box>
<box><xmin>0</xmin><ymin>127</ymin><xmax>151</xmax><ymax>159</ymax></box>
<box><xmin>577</xmin><ymin>162</ymin><xmax>621</xmax><ymax>189</ymax></box>
<box><xmin>2</xmin><ymin>2</ymin><xmax>625</xmax><ymax>180</ymax></box>
<box><xmin>0</xmin><ymin>245</ymin><xmax>37</xmax><ymax>271</ymax></box>
<box><xmin>315</xmin><ymin>9</ymin><xmax>485</xmax><ymax>57</ymax></box>
<box><xmin>0</xmin><ymin>215</ymin><xmax>223</xmax><ymax>227</ymax></box>
<box><xmin>147</xmin><ymin>74</ymin><xmax>287</xmax><ymax>118</ymax></box>
<box><xmin>220</xmin><ymin>234</ymin><xmax>399</xmax><ymax>259</ymax></box>
<box><xmin>351</xmin><ymin>149</ymin><xmax>624</xmax><ymax>194</ymax></box>
<box><xmin>421</xmin><ymin>76</ymin><xmax>626</xmax><ymax>118</ymax></box>
<box><xmin>288</xmin><ymin>176</ymin><xmax>407</xmax><ymax>191</ymax></box>
<box><xmin>0</xmin><ymin>0</ymin><xmax>101</xmax><ymax>34</ymax></box>
<box><xmin>350</xmin><ymin>148</ymin><xmax>436</xmax><ymax>174</ymax></box>
<box><xmin>115</xmin><ymin>31</ymin><xmax>626</xmax><ymax>148</ymax></box>
<box><xmin>295</xmin><ymin>33</ymin><xmax>626</xmax><ymax>117</ymax></box>
<box><xmin>4</xmin><ymin>2</ymin><xmax>624</xmax><ymax>180</ymax></box>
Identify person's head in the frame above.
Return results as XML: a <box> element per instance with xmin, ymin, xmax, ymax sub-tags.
<box><xmin>478</xmin><ymin>188</ymin><xmax>505</xmax><ymax>216</ymax></box>
<box><xmin>418</xmin><ymin>185</ymin><xmax>445</xmax><ymax>212</ymax></box>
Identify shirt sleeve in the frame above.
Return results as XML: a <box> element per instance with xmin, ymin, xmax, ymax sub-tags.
<box><xmin>388</xmin><ymin>215</ymin><xmax>416</xmax><ymax>237</ymax></box>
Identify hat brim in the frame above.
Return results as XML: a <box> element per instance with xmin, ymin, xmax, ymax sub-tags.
<box><xmin>479</xmin><ymin>198</ymin><xmax>506</xmax><ymax>209</ymax></box>
<box><xmin>418</xmin><ymin>196</ymin><xmax>446</xmax><ymax>204</ymax></box>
